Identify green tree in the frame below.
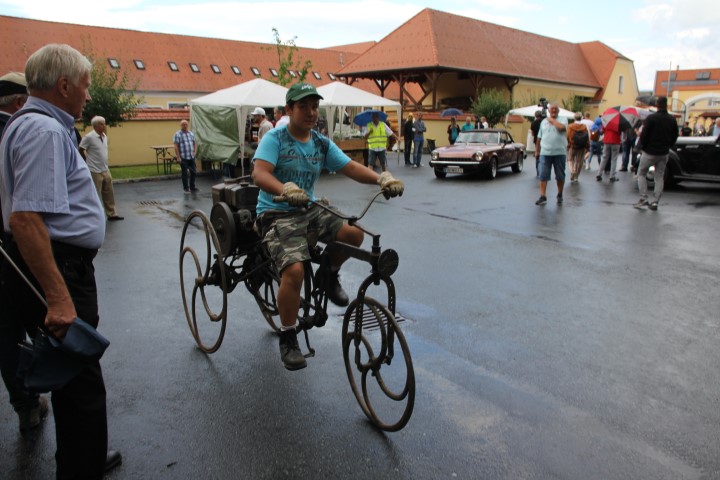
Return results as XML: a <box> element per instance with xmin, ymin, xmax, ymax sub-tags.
<box><xmin>270</xmin><ymin>28</ymin><xmax>312</xmax><ymax>86</ymax></box>
<box><xmin>561</xmin><ymin>95</ymin><xmax>585</xmax><ymax>115</ymax></box>
<box><xmin>470</xmin><ymin>89</ymin><xmax>516</xmax><ymax>128</ymax></box>
<box><xmin>81</xmin><ymin>53</ymin><xmax>143</xmax><ymax>128</ymax></box>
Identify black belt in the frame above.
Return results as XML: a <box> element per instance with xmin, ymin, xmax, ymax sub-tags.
<box><xmin>3</xmin><ymin>234</ymin><xmax>97</xmax><ymax>260</ymax></box>
<box><xmin>50</xmin><ymin>241</ymin><xmax>97</xmax><ymax>260</ymax></box>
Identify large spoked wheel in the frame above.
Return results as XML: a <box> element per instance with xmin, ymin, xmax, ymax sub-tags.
<box><xmin>243</xmin><ymin>252</ymin><xmax>281</xmax><ymax>333</ymax></box>
<box><xmin>342</xmin><ymin>296</ymin><xmax>415</xmax><ymax>432</ymax></box>
<box><xmin>179</xmin><ymin>210</ymin><xmax>228</xmax><ymax>353</ymax></box>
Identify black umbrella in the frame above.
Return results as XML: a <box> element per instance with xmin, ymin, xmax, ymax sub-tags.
<box><xmin>1</xmin><ymin>245</ymin><xmax>110</xmax><ymax>393</ymax></box>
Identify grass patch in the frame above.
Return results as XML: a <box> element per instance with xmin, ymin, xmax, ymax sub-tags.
<box><xmin>110</xmin><ymin>164</ymin><xmax>168</xmax><ymax>180</ymax></box>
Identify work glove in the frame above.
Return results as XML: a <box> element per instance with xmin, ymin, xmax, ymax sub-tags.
<box><xmin>377</xmin><ymin>172</ymin><xmax>404</xmax><ymax>199</ymax></box>
<box><xmin>281</xmin><ymin>182</ymin><xmax>309</xmax><ymax>207</ymax></box>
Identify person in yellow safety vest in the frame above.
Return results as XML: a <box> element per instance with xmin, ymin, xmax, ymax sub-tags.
<box><xmin>364</xmin><ymin>112</ymin><xmax>395</xmax><ymax>172</ymax></box>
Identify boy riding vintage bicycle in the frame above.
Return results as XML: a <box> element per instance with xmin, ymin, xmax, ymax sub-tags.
<box><xmin>251</xmin><ymin>83</ymin><xmax>404</xmax><ymax>370</ymax></box>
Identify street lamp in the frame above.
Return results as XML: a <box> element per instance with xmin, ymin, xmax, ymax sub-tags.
<box><xmin>670</xmin><ymin>97</ymin><xmax>687</xmax><ymax>124</ymax></box>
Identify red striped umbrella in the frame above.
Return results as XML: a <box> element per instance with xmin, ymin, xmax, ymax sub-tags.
<box><xmin>601</xmin><ymin>106</ymin><xmax>641</xmax><ymax>132</ymax></box>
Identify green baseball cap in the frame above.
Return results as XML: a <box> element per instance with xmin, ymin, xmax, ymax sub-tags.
<box><xmin>286</xmin><ymin>83</ymin><xmax>323</xmax><ymax>103</ymax></box>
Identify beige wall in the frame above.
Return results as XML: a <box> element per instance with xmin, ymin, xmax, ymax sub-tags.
<box><xmin>599</xmin><ymin>59</ymin><xmax>640</xmax><ymax>109</ymax></box>
<box><xmin>671</xmin><ymin>90</ymin><xmax>720</xmax><ymax>129</ymax></box>
<box><xmin>87</xmin><ymin>120</ymin><xmax>182</xmax><ymax>167</ymax></box>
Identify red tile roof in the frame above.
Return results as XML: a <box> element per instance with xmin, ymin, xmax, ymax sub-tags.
<box><xmin>339</xmin><ymin>8</ymin><xmax>615</xmax><ymax>89</ymax></box>
<box><xmin>0</xmin><ymin>15</ymin><xmax>389</xmax><ymax>96</ymax></box>
<box><xmin>0</xmin><ymin>10</ymin><xmax>626</xmax><ymax>106</ymax></box>
<box><xmin>133</xmin><ymin>109</ymin><xmax>189</xmax><ymax>121</ymax></box>
<box><xmin>653</xmin><ymin>68</ymin><xmax>720</xmax><ymax>95</ymax></box>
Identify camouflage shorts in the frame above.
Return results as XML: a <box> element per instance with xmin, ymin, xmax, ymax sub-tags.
<box><xmin>257</xmin><ymin>203</ymin><xmax>346</xmax><ymax>273</ymax></box>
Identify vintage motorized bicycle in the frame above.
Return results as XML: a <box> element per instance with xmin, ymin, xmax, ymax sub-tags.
<box><xmin>179</xmin><ymin>177</ymin><xmax>415</xmax><ymax>431</ymax></box>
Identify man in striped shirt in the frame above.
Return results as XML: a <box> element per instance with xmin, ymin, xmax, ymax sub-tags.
<box><xmin>173</xmin><ymin>119</ymin><xmax>198</xmax><ymax>193</ymax></box>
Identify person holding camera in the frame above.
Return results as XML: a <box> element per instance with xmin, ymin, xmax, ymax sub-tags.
<box><xmin>530</xmin><ymin>110</ymin><xmax>543</xmax><ymax>176</ymax></box>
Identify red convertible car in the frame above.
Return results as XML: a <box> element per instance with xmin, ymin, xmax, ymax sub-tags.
<box><xmin>429</xmin><ymin>129</ymin><xmax>525</xmax><ymax>179</ymax></box>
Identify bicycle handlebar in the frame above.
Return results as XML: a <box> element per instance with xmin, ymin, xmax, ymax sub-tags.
<box><xmin>272</xmin><ymin>189</ymin><xmax>387</xmax><ymax>223</ymax></box>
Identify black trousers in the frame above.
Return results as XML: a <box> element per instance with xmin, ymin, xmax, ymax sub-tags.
<box><xmin>404</xmin><ymin>138</ymin><xmax>413</xmax><ymax>164</ymax></box>
<box><xmin>0</xmin><ymin>241</ymin><xmax>107</xmax><ymax>480</ymax></box>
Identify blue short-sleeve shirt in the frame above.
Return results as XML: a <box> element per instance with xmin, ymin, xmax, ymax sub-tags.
<box><xmin>253</xmin><ymin>126</ymin><xmax>350</xmax><ymax>215</ymax></box>
<box><xmin>0</xmin><ymin>97</ymin><xmax>105</xmax><ymax>249</ymax></box>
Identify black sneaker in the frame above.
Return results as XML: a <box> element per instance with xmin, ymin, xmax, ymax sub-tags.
<box><xmin>648</xmin><ymin>202</ymin><xmax>658</xmax><ymax>211</ymax></box>
<box><xmin>278</xmin><ymin>330</ymin><xmax>307</xmax><ymax>370</ymax></box>
<box><xmin>633</xmin><ymin>199</ymin><xmax>648</xmax><ymax>209</ymax></box>
<box><xmin>535</xmin><ymin>195</ymin><xmax>547</xmax><ymax>205</ymax></box>
<box><xmin>610</xmin><ymin>176</ymin><xmax>619</xmax><ymax>182</ymax></box>
<box><xmin>596</xmin><ymin>175</ymin><xmax>602</xmax><ymax>182</ymax></box>
<box><xmin>556</xmin><ymin>193</ymin><xmax>563</xmax><ymax>204</ymax></box>
<box><xmin>321</xmin><ymin>268</ymin><xmax>349</xmax><ymax>306</ymax></box>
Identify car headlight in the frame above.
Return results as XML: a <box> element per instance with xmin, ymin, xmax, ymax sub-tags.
<box><xmin>473</xmin><ymin>151</ymin><xmax>484</xmax><ymax>161</ymax></box>
<box><xmin>431</xmin><ymin>151</ymin><xmax>439</xmax><ymax>160</ymax></box>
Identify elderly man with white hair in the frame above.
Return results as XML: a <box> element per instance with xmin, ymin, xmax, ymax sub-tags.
<box><xmin>0</xmin><ymin>43</ymin><xmax>122</xmax><ymax>478</ymax></box>
<box><xmin>79</xmin><ymin>115</ymin><xmax>123</xmax><ymax>221</ymax></box>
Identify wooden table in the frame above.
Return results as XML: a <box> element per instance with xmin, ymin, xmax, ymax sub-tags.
<box><xmin>150</xmin><ymin>145</ymin><xmax>178</xmax><ymax>174</ymax></box>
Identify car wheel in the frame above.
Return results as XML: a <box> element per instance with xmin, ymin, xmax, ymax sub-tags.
<box><xmin>434</xmin><ymin>168</ymin><xmax>446</xmax><ymax>179</ymax></box>
<box><xmin>486</xmin><ymin>157</ymin><xmax>498</xmax><ymax>179</ymax></box>
<box><xmin>511</xmin><ymin>155</ymin><xmax>523</xmax><ymax>173</ymax></box>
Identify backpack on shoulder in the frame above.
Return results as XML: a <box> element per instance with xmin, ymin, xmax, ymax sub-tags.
<box><xmin>573</xmin><ymin>128</ymin><xmax>589</xmax><ymax>148</ymax></box>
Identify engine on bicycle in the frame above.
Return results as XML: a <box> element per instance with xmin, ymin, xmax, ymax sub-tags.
<box><xmin>210</xmin><ymin>180</ymin><xmax>261</xmax><ymax>256</ymax></box>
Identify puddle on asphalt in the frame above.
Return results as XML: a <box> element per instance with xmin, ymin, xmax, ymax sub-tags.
<box><xmin>135</xmin><ymin>199</ymin><xmax>202</xmax><ymax>228</ymax></box>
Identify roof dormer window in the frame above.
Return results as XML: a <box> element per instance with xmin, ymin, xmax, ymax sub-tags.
<box><xmin>108</xmin><ymin>58</ymin><xmax>120</xmax><ymax>69</ymax></box>
<box><xmin>251</xmin><ymin>67</ymin><xmax>261</xmax><ymax>76</ymax></box>
<box><xmin>312</xmin><ymin>71</ymin><xmax>322</xmax><ymax>80</ymax></box>
<box><xmin>133</xmin><ymin>59</ymin><xmax>145</xmax><ymax>70</ymax></box>
<box><xmin>327</xmin><ymin>73</ymin><xmax>336</xmax><ymax>81</ymax></box>
<box><xmin>231</xmin><ymin>66</ymin><xmax>241</xmax><ymax>75</ymax></box>
<box><xmin>270</xmin><ymin>68</ymin><xmax>279</xmax><ymax>77</ymax></box>
<box><xmin>288</xmin><ymin>70</ymin><xmax>297</xmax><ymax>78</ymax></box>
<box><xmin>189</xmin><ymin>63</ymin><xmax>200</xmax><ymax>73</ymax></box>
<box><xmin>211</xmin><ymin>64</ymin><xmax>221</xmax><ymax>74</ymax></box>
<box><xmin>168</xmin><ymin>61</ymin><xmax>179</xmax><ymax>72</ymax></box>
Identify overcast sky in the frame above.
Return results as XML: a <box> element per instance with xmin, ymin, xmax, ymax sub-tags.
<box><xmin>1</xmin><ymin>0</ymin><xmax>717</xmax><ymax>91</ymax></box>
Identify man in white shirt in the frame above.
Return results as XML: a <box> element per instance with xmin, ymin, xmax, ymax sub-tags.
<box><xmin>253</xmin><ymin>107</ymin><xmax>274</xmax><ymax>142</ymax></box>
<box><xmin>274</xmin><ymin>106</ymin><xmax>290</xmax><ymax>128</ymax></box>
<box><xmin>79</xmin><ymin>116</ymin><xmax>123</xmax><ymax>221</ymax></box>
<box><xmin>580</xmin><ymin>112</ymin><xmax>595</xmax><ymax>169</ymax></box>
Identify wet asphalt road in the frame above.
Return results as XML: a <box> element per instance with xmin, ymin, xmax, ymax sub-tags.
<box><xmin>2</xmin><ymin>157</ymin><xmax>720</xmax><ymax>479</ymax></box>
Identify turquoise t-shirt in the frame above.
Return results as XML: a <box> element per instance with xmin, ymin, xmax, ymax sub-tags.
<box><xmin>538</xmin><ymin>117</ymin><xmax>569</xmax><ymax>155</ymax></box>
<box><xmin>253</xmin><ymin>126</ymin><xmax>350</xmax><ymax>215</ymax></box>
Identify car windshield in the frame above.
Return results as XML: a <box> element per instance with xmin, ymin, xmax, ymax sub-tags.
<box><xmin>456</xmin><ymin>132</ymin><xmax>500</xmax><ymax>144</ymax></box>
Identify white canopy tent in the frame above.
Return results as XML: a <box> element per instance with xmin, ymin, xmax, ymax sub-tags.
<box><xmin>190</xmin><ymin>78</ymin><xmax>288</xmax><ymax>175</ymax></box>
<box><xmin>506</xmin><ymin>105</ymin><xmax>576</xmax><ymax>123</ymax></box>
<box><xmin>506</xmin><ymin>105</ymin><xmax>576</xmax><ymax>152</ymax></box>
<box><xmin>317</xmin><ymin>82</ymin><xmax>401</xmax><ymax>141</ymax></box>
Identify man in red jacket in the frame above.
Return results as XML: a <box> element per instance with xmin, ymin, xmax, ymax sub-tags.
<box><xmin>597</xmin><ymin>123</ymin><xmax>621</xmax><ymax>182</ymax></box>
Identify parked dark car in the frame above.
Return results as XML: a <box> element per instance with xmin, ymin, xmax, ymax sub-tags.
<box><xmin>429</xmin><ymin>129</ymin><xmax>525</xmax><ymax>179</ymax></box>
<box><xmin>646</xmin><ymin>136</ymin><xmax>720</xmax><ymax>187</ymax></box>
